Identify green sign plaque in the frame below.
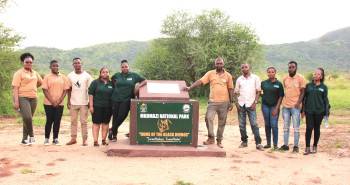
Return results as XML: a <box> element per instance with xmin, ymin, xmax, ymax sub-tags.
<box><xmin>136</xmin><ymin>102</ymin><xmax>193</xmax><ymax>145</ymax></box>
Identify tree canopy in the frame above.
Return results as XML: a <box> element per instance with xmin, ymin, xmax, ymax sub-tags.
<box><xmin>135</xmin><ymin>10</ymin><xmax>263</xmax><ymax>96</ymax></box>
<box><xmin>0</xmin><ymin>1</ymin><xmax>22</xmax><ymax>114</ymax></box>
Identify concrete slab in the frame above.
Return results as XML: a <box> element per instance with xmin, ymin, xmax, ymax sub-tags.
<box><xmin>107</xmin><ymin>138</ymin><xmax>226</xmax><ymax>157</ymax></box>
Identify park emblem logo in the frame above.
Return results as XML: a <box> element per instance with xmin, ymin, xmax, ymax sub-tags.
<box><xmin>182</xmin><ymin>104</ymin><xmax>190</xmax><ymax>113</ymax></box>
<box><xmin>140</xmin><ymin>103</ymin><xmax>147</xmax><ymax>113</ymax></box>
<box><xmin>157</xmin><ymin>118</ymin><xmax>173</xmax><ymax>133</ymax></box>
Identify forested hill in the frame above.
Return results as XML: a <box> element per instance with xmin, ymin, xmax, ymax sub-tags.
<box><xmin>22</xmin><ymin>41</ymin><xmax>149</xmax><ymax>73</ymax></box>
<box><xmin>22</xmin><ymin>27</ymin><xmax>350</xmax><ymax>74</ymax></box>
<box><xmin>264</xmin><ymin>27</ymin><xmax>350</xmax><ymax>72</ymax></box>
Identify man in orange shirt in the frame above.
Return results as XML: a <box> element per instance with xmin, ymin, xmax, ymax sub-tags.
<box><xmin>184</xmin><ymin>57</ymin><xmax>234</xmax><ymax>148</ymax></box>
<box><xmin>279</xmin><ymin>61</ymin><xmax>306</xmax><ymax>153</ymax></box>
<box><xmin>42</xmin><ymin>60</ymin><xmax>70</xmax><ymax>145</ymax></box>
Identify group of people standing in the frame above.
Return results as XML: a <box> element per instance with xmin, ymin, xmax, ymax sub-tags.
<box><xmin>12</xmin><ymin>53</ymin><xmax>329</xmax><ymax>155</ymax></box>
<box><xmin>186</xmin><ymin>57</ymin><xmax>329</xmax><ymax>155</ymax></box>
<box><xmin>12</xmin><ymin>53</ymin><xmax>145</xmax><ymax>147</ymax></box>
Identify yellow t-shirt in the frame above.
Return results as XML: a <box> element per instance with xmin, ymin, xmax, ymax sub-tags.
<box><xmin>12</xmin><ymin>68</ymin><xmax>42</xmax><ymax>98</ymax></box>
<box><xmin>200</xmin><ymin>70</ymin><xmax>234</xmax><ymax>102</ymax></box>
<box><xmin>282</xmin><ymin>73</ymin><xmax>306</xmax><ymax>108</ymax></box>
<box><xmin>42</xmin><ymin>73</ymin><xmax>70</xmax><ymax>105</ymax></box>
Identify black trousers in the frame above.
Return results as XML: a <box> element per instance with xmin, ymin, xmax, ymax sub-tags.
<box><xmin>44</xmin><ymin>105</ymin><xmax>64</xmax><ymax>139</ymax></box>
<box><xmin>111</xmin><ymin>101</ymin><xmax>130</xmax><ymax>136</ymax></box>
<box><xmin>305</xmin><ymin>113</ymin><xmax>323</xmax><ymax>147</ymax></box>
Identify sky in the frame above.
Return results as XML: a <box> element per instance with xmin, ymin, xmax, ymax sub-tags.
<box><xmin>1</xmin><ymin>0</ymin><xmax>349</xmax><ymax>50</ymax></box>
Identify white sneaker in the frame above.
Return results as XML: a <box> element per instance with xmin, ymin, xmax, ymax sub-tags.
<box><xmin>44</xmin><ymin>138</ymin><xmax>50</xmax><ymax>146</ymax></box>
<box><xmin>53</xmin><ymin>138</ymin><xmax>61</xmax><ymax>146</ymax></box>
<box><xmin>29</xmin><ymin>137</ymin><xmax>35</xmax><ymax>145</ymax></box>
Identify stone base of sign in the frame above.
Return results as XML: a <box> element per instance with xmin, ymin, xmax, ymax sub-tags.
<box><xmin>107</xmin><ymin>138</ymin><xmax>226</xmax><ymax>157</ymax></box>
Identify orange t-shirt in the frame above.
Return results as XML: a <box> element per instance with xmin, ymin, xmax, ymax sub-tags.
<box><xmin>200</xmin><ymin>70</ymin><xmax>234</xmax><ymax>102</ymax></box>
<box><xmin>42</xmin><ymin>73</ymin><xmax>71</xmax><ymax>105</ymax></box>
<box><xmin>282</xmin><ymin>73</ymin><xmax>306</xmax><ymax>108</ymax></box>
<box><xmin>12</xmin><ymin>68</ymin><xmax>42</xmax><ymax>98</ymax></box>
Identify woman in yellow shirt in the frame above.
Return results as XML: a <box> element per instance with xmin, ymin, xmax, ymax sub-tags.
<box><xmin>12</xmin><ymin>53</ymin><xmax>42</xmax><ymax>145</ymax></box>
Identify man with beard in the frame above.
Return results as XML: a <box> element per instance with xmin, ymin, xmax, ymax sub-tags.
<box><xmin>279</xmin><ymin>61</ymin><xmax>306</xmax><ymax>153</ymax></box>
<box><xmin>235</xmin><ymin>63</ymin><xmax>263</xmax><ymax>151</ymax></box>
<box><xmin>184</xmin><ymin>57</ymin><xmax>234</xmax><ymax>148</ymax></box>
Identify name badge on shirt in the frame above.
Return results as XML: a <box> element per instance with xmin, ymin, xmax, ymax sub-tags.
<box><xmin>127</xmin><ymin>78</ymin><xmax>132</xmax><ymax>81</ymax></box>
<box><xmin>273</xmin><ymin>85</ymin><xmax>280</xmax><ymax>88</ymax></box>
<box><xmin>107</xmin><ymin>86</ymin><xmax>113</xmax><ymax>89</ymax></box>
<box><xmin>318</xmin><ymin>88</ymin><xmax>324</xmax><ymax>92</ymax></box>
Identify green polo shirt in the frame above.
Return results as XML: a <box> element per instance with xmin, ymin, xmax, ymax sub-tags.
<box><xmin>111</xmin><ymin>72</ymin><xmax>145</xmax><ymax>102</ymax></box>
<box><xmin>88</xmin><ymin>79</ymin><xmax>114</xmax><ymax>107</ymax></box>
<box><xmin>304</xmin><ymin>82</ymin><xmax>329</xmax><ymax>114</ymax></box>
<box><xmin>261</xmin><ymin>79</ymin><xmax>284</xmax><ymax>107</ymax></box>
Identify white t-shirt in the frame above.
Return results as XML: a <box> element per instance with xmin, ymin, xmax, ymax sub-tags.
<box><xmin>67</xmin><ymin>71</ymin><xmax>93</xmax><ymax>105</ymax></box>
<box><xmin>234</xmin><ymin>73</ymin><xmax>261</xmax><ymax>107</ymax></box>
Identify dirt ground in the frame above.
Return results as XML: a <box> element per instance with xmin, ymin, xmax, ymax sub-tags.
<box><xmin>0</xmin><ymin>113</ymin><xmax>350</xmax><ymax>185</ymax></box>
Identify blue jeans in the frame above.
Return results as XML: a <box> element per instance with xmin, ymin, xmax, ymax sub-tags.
<box><xmin>238</xmin><ymin>105</ymin><xmax>261</xmax><ymax>145</ymax></box>
<box><xmin>282</xmin><ymin>107</ymin><xmax>301</xmax><ymax>147</ymax></box>
<box><xmin>261</xmin><ymin>104</ymin><xmax>279</xmax><ymax>146</ymax></box>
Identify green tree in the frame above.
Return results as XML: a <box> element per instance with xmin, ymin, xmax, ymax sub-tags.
<box><xmin>136</xmin><ymin>9</ymin><xmax>263</xmax><ymax>96</ymax></box>
<box><xmin>0</xmin><ymin>1</ymin><xmax>23</xmax><ymax>115</ymax></box>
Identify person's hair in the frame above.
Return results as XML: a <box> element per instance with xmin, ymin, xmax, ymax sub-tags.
<box><xmin>72</xmin><ymin>57</ymin><xmax>81</xmax><ymax>62</ymax></box>
<box><xmin>20</xmin><ymin>53</ymin><xmax>34</xmax><ymax>62</ymax></box>
<box><xmin>50</xmin><ymin>60</ymin><xmax>58</xmax><ymax>66</ymax></box>
<box><xmin>266</xmin><ymin>66</ymin><xmax>276</xmax><ymax>72</ymax></box>
<box><xmin>121</xmin><ymin>59</ymin><xmax>128</xmax><ymax>64</ymax></box>
<box><xmin>288</xmin><ymin>60</ymin><xmax>298</xmax><ymax>67</ymax></box>
<box><xmin>317</xmin><ymin>67</ymin><xmax>325</xmax><ymax>83</ymax></box>
<box><xmin>99</xmin><ymin>67</ymin><xmax>110</xmax><ymax>80</ymax></box>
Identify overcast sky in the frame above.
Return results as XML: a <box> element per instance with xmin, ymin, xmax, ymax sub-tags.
<box><xmin>1</xmin><ymin>0</ymin><xmax>349</xmax><ymax>50</ymax></box>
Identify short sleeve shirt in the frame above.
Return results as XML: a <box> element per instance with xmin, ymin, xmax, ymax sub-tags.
<box><xmin>282</xmin><ymin>74</ymin><xmax>306</xmax><ymax>108</ymax></box>
<box><xmin>88</xmin><ymin>79</ymin><xmax>114</xmax><ymax>107</ymax></box>
<box><xmin>200</xmin><ymin>70</ymin><xmax>234</xmax><ymax>103</ymax></box>
<box><xmin>235</xmin><ymin>74</ymin><xmax>261</xmax><ymax>107</ymax></box>
<box><xmin>111</xmin><ymin>72</ymin><xmax>145</xmax><ymax>102</ymax></box>
<box><xmin>42</xmin><ymin>73</ymin><xmax>70</xmax><ymax>105</ymax></box>
<box><xmin>12</xmin><ymin>68</ymin><xmax>43</xmax><ymax>98</ymax></box>
<box><xmin>261</xmin><ymin>79</ymin><xmax>284</xmax><ymax>107</ymax></box>
<box><xmin>67</xmin><ymin>71</ymin><xmax>93</xmax><ymax>105</ymax></box>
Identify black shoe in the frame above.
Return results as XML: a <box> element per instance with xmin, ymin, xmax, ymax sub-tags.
<box><xmin>21</xmin><ymin>139</ymin><xmax>30</xmax><ymax>146</ymax></box>
<box><xmin>108</xmin><ymin>129</ymin><xmax>113</xmax><ymax>140</ymax></box>
<box><xmin>279</xmin><ymin>145</ymin><xmax>289</xmax><ymax>151</ymax></box>
<box><xmin>239</xmin><ymin>142</ymin><xmax>248</xmax><ymax>148</ymax></box>
<box><xmin>263</xmin><ymin>144</ymin><xmax>271</xmax><ymax>149</ymax></box>
<box><xmin>273</xmin><ymin>145</ymin><xmax>278</xmax><ymax>150</ymax></box>
<box><xmin>292</xmin><ymin>146</ymin><xmax>299</xmax><ymax>153</ymax></box>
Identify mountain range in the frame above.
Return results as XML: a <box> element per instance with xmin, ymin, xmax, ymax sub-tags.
<box><xmin>22</xmin><ymin>26</ymin><xmax>350</xmax><ymax>74</ymax></box>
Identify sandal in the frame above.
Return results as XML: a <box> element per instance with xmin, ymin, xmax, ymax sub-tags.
<box><xmin>102</xmin><ymin>140</ymin><xmax>108</xmax><ymax>146</ymax></box>
<box><xmin>93</xmin><ymin>141</ymin><xmax>99</xmax><ymax>147</ymax></box>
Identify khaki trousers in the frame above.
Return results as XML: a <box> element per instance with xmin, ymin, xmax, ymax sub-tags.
<box><xmin>70</xmin><ymin>105</ymin><xmax>88</xmax><ymax>141</ymax></box>
<box><xmin>205</xmin><ymin>101</ymin><xmax>230</xmax><ymax>141</ymax></box>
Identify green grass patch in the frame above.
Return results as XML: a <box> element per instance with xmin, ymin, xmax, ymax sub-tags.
<box><xmin>20</xmin><ymin>168</ymin><xmax>35</xmax><ymax>174</ymax></box>
<box><xmin>174</xmin><ymin>180</ymin><xmax>194</xmax><ymax>185</ymax></box>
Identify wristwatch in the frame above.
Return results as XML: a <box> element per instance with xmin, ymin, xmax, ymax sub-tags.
<box><xmin>254</xmin><ymin>100</ymin><xmax>258</xmax><ymax>104</ymax></box>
